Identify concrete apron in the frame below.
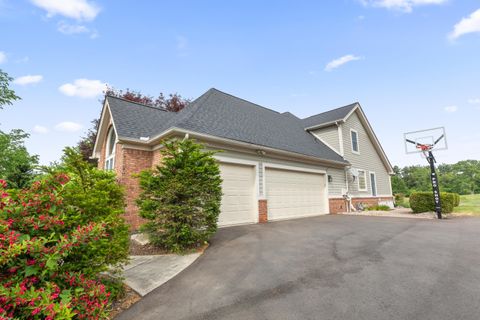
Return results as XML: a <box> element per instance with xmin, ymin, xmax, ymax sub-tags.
<box><xmin>123</xmin><ymin>253</ymin><xmax>201</xmax><ymax>296</ymax></box>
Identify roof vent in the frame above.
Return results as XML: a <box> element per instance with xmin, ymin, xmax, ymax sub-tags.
<box><xmin>139</xmin><ymin>136</ymin><xmax>150</xmax><ymax>141</ymax></box>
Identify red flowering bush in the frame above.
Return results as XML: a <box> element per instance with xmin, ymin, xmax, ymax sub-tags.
<box><xmin>0</xmin><ymin>176</ymin><xmax>112</xmax><ymax>319</ymax></box>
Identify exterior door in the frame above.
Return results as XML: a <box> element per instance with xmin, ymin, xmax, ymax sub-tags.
<box><xmin>370</xmin><ymin>172</ymin><xmax>377</xmax><ymax>196</ymax></box>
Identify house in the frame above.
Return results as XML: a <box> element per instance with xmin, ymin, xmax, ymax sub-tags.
<box><xmin>93</xmin><ymin>88</ymin><xmax>394</xmax><ymax>229</ymax></box>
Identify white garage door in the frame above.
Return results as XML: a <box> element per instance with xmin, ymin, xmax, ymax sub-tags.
<box><xmin>218</xmin><ymin>163</ymin><xmax>256</xmax><ymax>226</ymax></box>
<box><xmin>266</xmin><ymin>168</ymin><xmax>327</xmax><ymax>221</ymax></box>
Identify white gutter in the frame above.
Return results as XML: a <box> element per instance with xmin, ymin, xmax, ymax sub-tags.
<box><xmin>119</xmin><ymin>127</ymin><xmax>349</xmax><ymax>168</ymax></box>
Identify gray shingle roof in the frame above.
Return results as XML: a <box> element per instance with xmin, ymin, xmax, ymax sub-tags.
<box><xmin>107</xmin><ymin>89</ymin><xmax>349</xmax><ymax>164</ymax></box>
<box><xmin>107</xmin><ymin>96</ymin><xmax>176</xmax><ymax>139</ymax></box>
<box><xmin>302</xmin><ymin>103</ymin><xmax>358</xmax><ymax>129</ymax></box>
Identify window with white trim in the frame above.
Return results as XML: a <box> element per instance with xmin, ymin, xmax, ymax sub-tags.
<box><xmin>105</xmin><ymin>126</ymin><xmax>116</xmax><ymax>171</ymax></box>
<box><xmin>357</xmin><ymin>169</ymin><xmax>367</xmax><ymax>191</ymax></box>
<box><xmin>351</xmin><ymin>129</ymin><xmax>359</xmax><ymax>154</ymax></box>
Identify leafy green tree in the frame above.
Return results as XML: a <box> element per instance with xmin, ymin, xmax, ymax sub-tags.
<box><xmin>0</xmin><ymin>69</ymin><xmax>20</xmax><ymax>108</ymax></box>
<box><xmin>137</xmin><ymin>139</ymin><xmax>222</xmax><ymax>253</ymax></box>
<box><xmin>49</xmin><ymin>147</ymin><xmax>129</xmax><ymax>276</ymax></box>
<box><xmin>0</xmin><ymin>129</ymin><xmax>39</xmax><ymax>188</ymax></box>
<box><xmin>391</xmin><ymin>165</ymin><xmax>408</xmax><ymax>195</ymax></box>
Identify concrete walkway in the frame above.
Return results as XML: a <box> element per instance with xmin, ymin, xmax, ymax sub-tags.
<box><xmin>123</xmin><ymin>253</ymin><xmax>201</xmax><ymax>296</ymax></box>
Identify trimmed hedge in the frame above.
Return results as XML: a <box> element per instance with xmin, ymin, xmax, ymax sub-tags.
<box><xmin>453</xmin><ymin>193</ymin><xmax>461</xmax><ymax>207</ymax></box>
<box><xmin>409</xmin><ymin>192</ymin><xmax>459</xmax><ymax>214</ymax></box>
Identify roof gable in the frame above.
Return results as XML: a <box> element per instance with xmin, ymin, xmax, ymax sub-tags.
<box><xmin>302</xmin><ymin>103</ymin><xmax>358</xmax><ymax>130</ymax></box>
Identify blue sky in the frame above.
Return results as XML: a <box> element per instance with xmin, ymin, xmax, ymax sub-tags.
<box><xmin>1</xmin><ymin>0</ymin><xmax>479</xmax><ymax>166</ymax></box>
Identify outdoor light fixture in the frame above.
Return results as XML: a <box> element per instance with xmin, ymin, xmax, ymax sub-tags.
<box><xmin>256</xmin><ymin>150</ymin><xmax>266</xmax><ymax>156</ymax></box>
<box><xmin>328</xmin><ymin>175</ymin><xmax>333</xmax><ymax>183</ymax></box>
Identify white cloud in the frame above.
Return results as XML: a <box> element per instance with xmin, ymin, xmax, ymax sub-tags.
<box><xmin>14</xmin><ymin>75</ymin><xmax>43</xmax><ymax>85</ymax></box>
<box><xmin>468</xmin><ymin>98</ymin><xmax>480</xmax><ymax>104</ymax></box>
<box><xmin>55</xmin><ymin>121</ymin><xmax>83</xmax><ymax>132</ymax></box>
<box><xmin>59</xmin><ymin>79</ymin><xmax>106</xmax><ymax>98</ymax></box>
<box><xmin>30</xmin><ymin>0</ymin><xmax>100</xmax><ymax>21</ymax></box>
<box><xmin>448</xmin><ymin>9</ymin><xmax>480</xmax><ymax>40</ymax></box>
<box><xmin>0</xmin><ymin>51</ymin><xmax>6</xmax><ymax>64</ymax></box>
<box><xmin>360</xmin><ymin>0</ymin><xmax>447</xmax><ymax>13</ymax></box>
<box><xmin>33</xmin><ymin>125</ymin><xmax>49</xmax><ymax>134</ymax></box>
<box><xmin>444</xmin><ymin>105</ymin><xmax>458</xmax><ymax>113</ymax></box>
<box><xmin>325</xmin><ymin>54</ymin><xmax>362</xmax><ymax>71</ymax></box>
<box><xmin>57</xmin><ymin>21</ymin><xmax>89</xmax><ymax>34</ymax></box>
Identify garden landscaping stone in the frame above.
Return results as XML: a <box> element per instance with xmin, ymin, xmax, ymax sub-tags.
<box><xmin>339</xmin><ymin>207</ymin><xmax>436</xmax><ymax>219</ymax></box>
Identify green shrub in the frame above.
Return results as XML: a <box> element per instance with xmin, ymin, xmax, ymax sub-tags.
<box><xmin>0</xmin><ymin>176</ymin><xmax>111</xmax><ymax>319</ymax></box>
<box><xmin>453</xmin><ymin>193</ymin><xmax>460</xmax><ymax>207</ymax></box>
<box><xmin>365</xmin><ymin>204</ymin><xmax>391</xmax><ymax>211</ymax></box>
<box><xmin>48</xmin><ymin>148</ymin><xmax>129</xmax><ymax>278</ymax></box>
<box><xmin>410</xmin><ymin>192</ymin><xmax>455</xmax><ymax>214</ymax></box>
<box><xmin>394</xmin><ymin>193</ymin><xmax>405</xmax><ymax>207</ymax></box>
<box><xmin>137</xmin><ymin>139</ymin><xmax>222</xmax><ymax>253</ymax></box>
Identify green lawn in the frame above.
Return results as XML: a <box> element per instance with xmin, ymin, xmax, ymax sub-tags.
<box><xmin>453</xmin><ymin>194</ymin><xmax>480</xmax><ymax>216</ymax></box>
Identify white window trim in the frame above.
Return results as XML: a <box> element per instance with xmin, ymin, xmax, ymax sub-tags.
<box><xmin>369</xmin><ymin>171</ymin><xmax>377</xmax><ymax>196</ymax></box>
<box><xmin>105</xmin><ymin>126</ymin><xmax>117</xmax><ymax>171</ymax></box>
<box><xmin>350</xmin><ymin>129</ymin><xmax>360</xmax><ymax>154</ymax></box>
<box><xmin>357</xmin><ymin>169</ymin><xmax>367</xmax><ymax>191</ymax></box>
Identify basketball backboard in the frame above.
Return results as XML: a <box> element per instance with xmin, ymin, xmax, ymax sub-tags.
<box><xmin>404</xmin><ymin>127</ymin><xmax>447</xmax><ymax>154</ymax></box>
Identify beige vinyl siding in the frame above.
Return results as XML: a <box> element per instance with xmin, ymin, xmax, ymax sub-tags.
<box><xmin>311</xmin><ymin>125</ymin><xmax>341</xmax><ymax>154</ymax></box>
<box><xmin>327</xmin><ymin>168</ymin><xmax>346</xmax><ymax>197</ymax></box>
<box><xmin>342</xmin><ymin>111</ymin><xmax>391</xmax><ymax>196</ymax></box>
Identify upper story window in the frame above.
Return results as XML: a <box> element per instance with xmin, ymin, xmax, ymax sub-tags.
<box><xmin>350</xmin><ymin>129</ymin><xmax>360</xmax><ymax>154</ymax></box>
<box><xmin>105</xmin><ymin>126</ymin><xmax>116</xmax><ymax>170</ymax></box>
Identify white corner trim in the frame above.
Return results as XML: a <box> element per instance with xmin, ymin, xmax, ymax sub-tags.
<box><xmin>338</xmin><ymin>125</ymin><xmax>344</xmax><ymax>156</ymax></box>
<box><xmin>350</xmin><ymin>128</ymin><xmax>360</xmax><ymax>155</ymax></box>
<box><xmin>264</xmin><ymin>162</ymin><xmax>327</xmax><ymax>174</ymax></box>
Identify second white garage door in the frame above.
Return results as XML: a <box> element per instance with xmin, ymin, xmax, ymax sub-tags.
<box><xmin>266</xmin><ymin>168</ymin><xmax>327</xmax><ymax>221</ymax></box>
<box><xmin>218</xmin><ymin>163</ymin><xmax>256</xmax><ymax>226</ymax></box>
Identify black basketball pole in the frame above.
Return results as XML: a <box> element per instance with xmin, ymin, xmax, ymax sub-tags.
<box><xmin>427</xmin><ymin>151</ymin><xmax>442</xmax><ymax>219</ymax></box>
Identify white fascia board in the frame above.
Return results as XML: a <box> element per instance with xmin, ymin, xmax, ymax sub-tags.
<box><xmin>118</xmin><ymin>127</ymin><xmax>350</xmax><ymax>168</ymax></box>
<box><xmin>92</xmin><ymin>100</ymin><xmax>118</xmax><ymax>158</ymax></box>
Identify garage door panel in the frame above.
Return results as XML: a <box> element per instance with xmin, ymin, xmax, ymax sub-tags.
<box><xmin>266</xmin><ymin>168</ymin><xmax>327</xmax><ymax>220</ymax></box>
<box><xmin>218</xmin><ymin>163</ymin><xmax>256</xmax><ymax>226</ymax></box>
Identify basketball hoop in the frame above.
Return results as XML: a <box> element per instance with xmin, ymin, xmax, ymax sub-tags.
<box><xmin>404</xmin><ymin>127</ymin><xmax>447</xmax><ymax>220</ymax></box>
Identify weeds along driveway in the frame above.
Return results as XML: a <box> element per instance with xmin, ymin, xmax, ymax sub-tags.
<box><xmin>117</xmin><ymin>215</ymin><xmax>480</xmax><ymax>320</ymax></box>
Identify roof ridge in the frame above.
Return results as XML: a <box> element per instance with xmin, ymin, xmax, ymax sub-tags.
<box><xmin>209</xmin><ymin>88</ymin><xmax>282</xmax><ymax>115</ymax></box>
<box><xmin>302</xmin><ymin>102</ymin><xmax>358</xmax><ymax>121</ymax></box>
<box><xmin>106</xmin><ymin>94</ymin><xmax>168</xmax><ymax>112</ymax></box>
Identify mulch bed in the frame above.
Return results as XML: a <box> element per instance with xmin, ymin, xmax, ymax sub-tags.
<box><xmin>129</xmin><ymin>239</ymin><xmax>169</xmax><ymax>256</ymax></box>
<box><xmin>108</xmin><ymin>284</ymin><xmax>141</xmax><ymax>319</ymax></box>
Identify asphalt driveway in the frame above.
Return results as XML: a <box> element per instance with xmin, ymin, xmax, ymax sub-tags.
<box><xmin>117</xmin><ymin>215</ymin><xmax>480</xmax><ymax>320</ymax></box>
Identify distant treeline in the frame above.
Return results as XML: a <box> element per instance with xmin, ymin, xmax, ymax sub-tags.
<box><xmin>392</xmin><ymin>160</ymin><xmax>480</xmax><ymax>196</ymax></box>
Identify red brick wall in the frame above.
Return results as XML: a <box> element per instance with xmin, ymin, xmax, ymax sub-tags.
<box><xmin>151</xmin><ymin>149</ymin><xmax>163</xmax><ymax>168</ymax></box>
<box><xmin>329</xmin><ymin>196</ymin><xmax>394</xmax><ymax>213</ymax></box>
<box><xmin>329</xmin><ymin>198</ymin><xmax>348</xmax><ymax>214</ymax></box>
<box><xmin>258</xmin><ymin>199</ymin><xmax>268</xmax><ymax>223</ymax></box>
<box><xmin>116</xmin><ymin>146</ymin><xmax>153</xmax><ymax>230</ymax></box>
